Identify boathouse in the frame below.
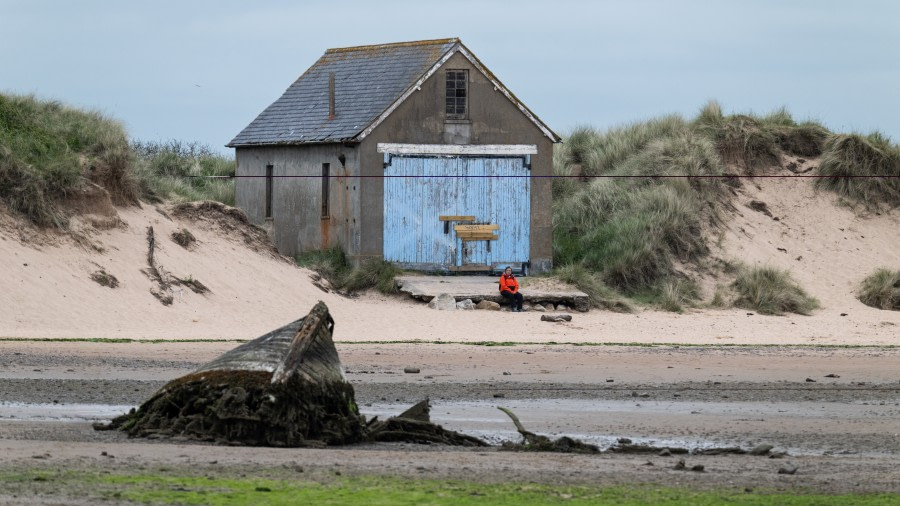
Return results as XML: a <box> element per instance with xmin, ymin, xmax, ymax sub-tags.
<box><xmin>227</xmin><ymin>38</ymin><xmax>560</xmax><ymax>273</ymax></box>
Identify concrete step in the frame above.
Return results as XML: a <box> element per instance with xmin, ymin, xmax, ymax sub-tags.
<box><xmin>397</xmin><ymin>275</ymin><xmax>590</xmax><ymax>312</ymax></box>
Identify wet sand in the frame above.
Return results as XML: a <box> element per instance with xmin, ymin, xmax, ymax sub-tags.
<box><xmin>1</xmin><ymin>341</ymin><xmax>899</xmax><ymax>500</ymax></box>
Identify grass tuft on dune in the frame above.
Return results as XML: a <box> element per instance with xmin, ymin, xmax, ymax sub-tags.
<box><xmin>857</xmin><ymin>268</ymin><xmax>900</xmax><ymax>311</ymax></box>
<box><xmin>0</xmin><ymin>93</ymin><xmax>234</xmax><ymax>228</ymax></box>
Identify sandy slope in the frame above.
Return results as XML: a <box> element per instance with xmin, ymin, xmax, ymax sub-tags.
<box><xmin>713</xmin><ymin>156</ymin><xmax>900</xmax><ymax>309</ymax></box>
<box><xmin>0</xmin><ymin>179</ymin><xmax>898</xmax><ymax>345</ymax></box>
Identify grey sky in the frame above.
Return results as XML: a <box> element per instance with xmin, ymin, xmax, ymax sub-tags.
<box><xmin>3</xmin><ymin>0</ymin><xmax>898</xmax><ymax>153</ymax></box>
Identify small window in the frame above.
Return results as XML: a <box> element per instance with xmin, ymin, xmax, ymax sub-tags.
<box><xmin>445</xmin><ymin>69</ymin><xmax>467</xmax><ymax>119</ymax></box>
<box><xmin>321</xmin><ymin>163</ymin><xmax>330</xmax><ymax>218</ymax></box>
<box><xmin>265</xmin><ymin>164</ymin><xmax>273</xmax><ymax>219</ymax></box>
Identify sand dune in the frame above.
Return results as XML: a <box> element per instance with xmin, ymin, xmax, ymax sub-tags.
<box><xmin>1</xmin><ymin>170</ymin><xmax>898</xmax><ymax>345</ymax></box>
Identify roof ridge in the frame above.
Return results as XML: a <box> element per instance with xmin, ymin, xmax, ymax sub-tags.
<box><xmin>325</xmin><ymin>38</ymin><xmax>459</xmax><ymax>54</ymax></box>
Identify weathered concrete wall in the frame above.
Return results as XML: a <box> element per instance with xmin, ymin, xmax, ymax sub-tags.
<box><xmin>235</xmin><ymin>145</ymin><xmax>360</xmax><ymax>257</ymax></box>
<box><xmin>358</xmin><ymin>52</ymin><xmax>555</xmax><ymax>272</ymax></box>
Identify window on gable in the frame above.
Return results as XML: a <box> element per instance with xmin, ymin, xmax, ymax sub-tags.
<box><xmin>445</xmin><ymin>69</ymin><xmax>468</xmax><ymax>119</ymax></box>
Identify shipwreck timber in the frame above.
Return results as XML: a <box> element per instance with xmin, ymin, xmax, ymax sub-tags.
<box><xmin>99</xmin><ymin>302</ymin><xmax>365</xmax><ymax>446</ymax></box>
<box><xmin>99</xmin><ymin>301</ymin><xmax>485</xmax><ymax>448</ymax></box>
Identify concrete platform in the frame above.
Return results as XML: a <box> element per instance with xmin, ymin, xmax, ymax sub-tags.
<box><xmin>397</xmin><ymin>275</ymin><xmax>590</xmax><ymax>312</ymax></box>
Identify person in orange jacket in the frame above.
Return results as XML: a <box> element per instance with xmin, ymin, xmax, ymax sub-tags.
<box><xmin>499</xmin><ymin>266</ymin><xmax>524</xmax><ymax>312</ymax></box>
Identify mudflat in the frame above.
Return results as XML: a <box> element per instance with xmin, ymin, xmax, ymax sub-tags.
<box><xmin>1</xmin><ymin>340</ymin><xmax>899</xmax><ymax>501</ymax></box>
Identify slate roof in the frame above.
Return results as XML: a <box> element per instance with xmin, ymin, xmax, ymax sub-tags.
<box><xmin>227</xmin><ymin>38</ymin><xmax>559</xmax><ymax>147</ymax></box>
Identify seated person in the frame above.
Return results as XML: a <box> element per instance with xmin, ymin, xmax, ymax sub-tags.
<box><xmin>499</xmin><ymin>266</ymin><xmax>524</xmax><ymax>312</ymax></box>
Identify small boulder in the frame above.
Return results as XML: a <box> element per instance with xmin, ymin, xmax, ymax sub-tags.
<box><xmin>531</xmin><ymin>304</ymin><xmax>546</xmax><ymax>313</ymax></box>
<box><xmin>541</xmin><ymin>314</ymin><xmax>572</xmax><ymax>322</ymax></box>
<box><xmin>456</xmin><ymin>299</ymin><xmax>476</xmax><ymax>310</ymax></box>
<box><xmin>476</xmin><ymin>300</ymin><xmax>501</xmax><ymax>311</ymax></box>
<box><xmin>428</xmin><ymin>293</ymin><xmax>457</xmax><ymax>311</ymax></box>
<box><xmin>556</xmin><ymin>304</ymin><xmax>569</xmax><ymax>312</ymax></box>
<box><xmin>544</xmin><ymin>303</ymin><xmax>555</xmax><ymax>311</ymax></box>
<box><xmin>777</xmin><ymin>464</ymin><xmax>798</xmax><ymax>475</ymax></box>
<box><xmin>573</xmin><ymin>297</ymin><xmax>590</xmax><ymax>312</ymax></box>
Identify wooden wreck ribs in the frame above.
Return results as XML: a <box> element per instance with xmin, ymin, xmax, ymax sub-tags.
<box><xmin>192</xmin><ymin>301</ymin><xmax>343</xmax><ymax>385</ymax></box>
<box><xmin>273</xmin><ymin>304</ymin><xmax>342</xmax><ymax>385</ymax></box>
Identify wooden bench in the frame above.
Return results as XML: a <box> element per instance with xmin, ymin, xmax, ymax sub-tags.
<box><xmin>454</xmin><ymin>224</ymin><xmax>499</xmax><ymax>242</ymax></box>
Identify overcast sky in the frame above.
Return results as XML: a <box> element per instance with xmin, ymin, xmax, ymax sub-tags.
<box><xmin>3</xmin><ymin>0</ymin><xmax>898</xmax><ymax>153</ymax></box>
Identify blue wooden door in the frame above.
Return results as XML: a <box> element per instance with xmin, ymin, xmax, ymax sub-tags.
<box><xmin>383</xmin><ymin>156</ymin><xmax>530</xmax><ymax>269</ymax></box>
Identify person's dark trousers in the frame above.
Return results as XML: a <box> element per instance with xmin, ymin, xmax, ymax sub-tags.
<box><xmin>501</xmin><ymin>290</ymin><xmax>524</xmax><ymax>311</ymax></box>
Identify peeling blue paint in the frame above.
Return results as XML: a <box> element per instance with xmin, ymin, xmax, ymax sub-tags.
<box><xmin>384</xmin><ymin>156</ymin><xmax>530</xmax><ymax>269</ymax></box>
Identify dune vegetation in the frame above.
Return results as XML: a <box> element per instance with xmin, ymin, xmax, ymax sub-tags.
<box><xmin>732</xmin><ymin>266</ymin><xmax>820</xmax><ymax>316</ymax></box>
<box><xmin>0</xmin><ymin>93</ymin><xmax>138</xmax><ymax>226</ymax></box>
<box><xmin>857</xmin><ymin>268</ymin><xmax>900</xmax><ymax>311</ymax></box>
<box><xmin>816</xmin><ymin>132</ymin><xmax>900</xmax><ymax>207</ymax></box>
<box><xmin>0</xmin><ymin>93</ymin><xmax>234</xmax><ymax>228</ymax></box>
<box><xmin>552</xmin><ymin>101</ymin><xmax>898</xmax><ymax>313</ymax></box>
<box><xmin>295</xmin><ymin>246</ymin><xmax>400</xmax><ymax>295</ymax></box>
<box><xmin>132</xmin><ymin>139</ymin><xmax>235</xmax><ymax>206</ymax></box>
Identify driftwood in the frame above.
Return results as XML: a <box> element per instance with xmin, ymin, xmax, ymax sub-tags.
<box><xmin>540</xmin><ymin>314</ymin><xmax>572</xmax><ymax>322</ymax></box>
<box><xmin>497</xmin><ymin>406</ymin><xmax>599</xmax><ymax>454</ymax></box>
<box><xmin>608</xmin><ymin>439</ymin><xmax>690</xmax><ymax>454</ymax></box>
<box><xmin>146</xmin><ymin>226</ymin><xmax>156</xmax><ymax>267</ymax></box>
<box><xmin>368</xmin><ymin>400</ymin><xmax>487</xmax><ymax>446</ymax></box>
<box><xmin>608</xmin><ymin>438</ymin><xmax>776</xmax><ymax>456</ymax></box>
<box><xmin>97</xmin><ymin>302</ymin><xmax>486</xmax><ymax>448</ymax></box>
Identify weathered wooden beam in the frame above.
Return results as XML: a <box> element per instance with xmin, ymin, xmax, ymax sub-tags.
<box><xmin>377</xmin><ymin>143</ymin><xmax>538</xmax><ymax>156</ymax></box>
<box><xmin>454</xmin><ymin>224</ymin><xmax>499</xmax><ymax>231</ymax></box>
<box><xmin>457</xmin><ymin>230</ymin><xmax>499</xmax><ymax>237</ymax></box>
<box><xmin>448</xmin><ymin>265</ymin><xmax>492</xmax><ymax>272</ymax></box>
<box><xmin>439</xmin><ymin>215</ymin><xmax>476</xmax><ymax>222</ymax></box>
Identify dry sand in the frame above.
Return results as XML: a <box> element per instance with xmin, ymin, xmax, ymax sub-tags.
<box><xmin>713</xmin><ymin>157</ymin><xmax>900</xmax><ymax>310</ymax></box>
<box><xmin>1</xmin><ymin>174</ymin><xmax>899</xmax><ymax>346</ymax></box>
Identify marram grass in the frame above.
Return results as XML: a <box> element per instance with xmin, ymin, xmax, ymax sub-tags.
<box><xmin>0</xmin><ymin>93</ymin><xmax>137</xmax><ymax>226</ymax></box>
<box><xmin>552</xmin><ymin>101</ymin><xmax>897</xmax><ymax>307</ymax></box>
<box><xmin>296</xmin><ymin>246</ymin><xmax>399</xmax><ymax>295</ymax></box>
<box><xmin>732</xmin><ymin>266</ymin><xmax>820</xmax><ymax>316</ymax></box>
<box><xmin>857</xmin><ymin>268</ymin><xmax>900</xmax><ymax>310</ymax></box>
<box><xmin>816</xmin><ymin>132</ymin><xmax>900</xmax><ymax>207</ymax></box>
<box><xmin>0</xmin><ymin>93</ymin><xmax>235</xmax><ymax>227</ymax></box>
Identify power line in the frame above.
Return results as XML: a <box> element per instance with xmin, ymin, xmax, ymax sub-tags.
<box><xmin>187</xmin><ymin>174</ymin><xmax>899</xmax><ymax>179</ymax></box>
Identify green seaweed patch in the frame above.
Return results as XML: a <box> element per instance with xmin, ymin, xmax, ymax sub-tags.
<box><xmin>0</xmin><ymin>337</ymin><xmax>248</xmax><ymax>343</ymax></box>
<box><xmin>336</xmin><ymin>340</ymin><xmax>899</xmax><ymax>350</ymax></box>
<box><xmin>2</xmin><ymin>470</ymin><xmax>898</xmax><ymax>505</ymax></box>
